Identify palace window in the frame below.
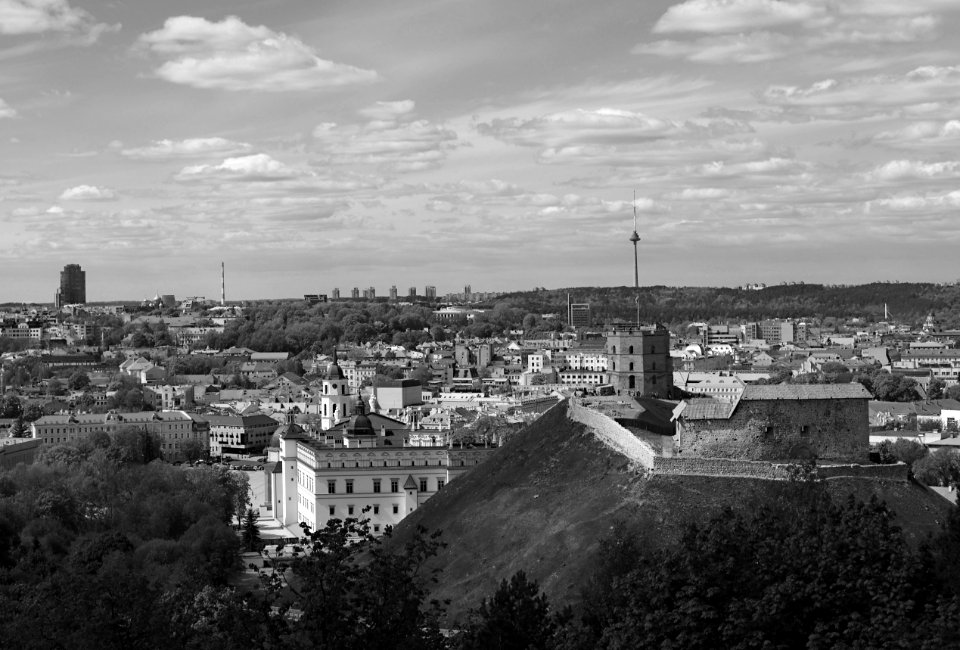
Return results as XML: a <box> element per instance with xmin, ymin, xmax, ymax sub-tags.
<box><xmin>419</xmin><ymin>478</ymin><xmax>428</xmax><ymax>492</ymax></box>
<box><xmin>345</xmin><ymin>480</ymin><xmax>354</xmax><ymax>494</ymax></box>
<box><xmin>373</xmin><ymin>479</ymin><xmax>381</xmax><ymax>493</ymax></box>
<box><xmin>327</xmin><ymin>480</ymin><xmax>336</xmax><ymax>494</ymax></box>
<box><xmin>390</xmin><ymin>479</ymin><xmax>399</xmax><ymax>493</ymax></box>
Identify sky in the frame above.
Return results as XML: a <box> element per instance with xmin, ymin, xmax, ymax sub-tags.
<box><xmin>3</xmin><ymin>0</ymin><xmax>960</xmax><ymax>302</ymax></box>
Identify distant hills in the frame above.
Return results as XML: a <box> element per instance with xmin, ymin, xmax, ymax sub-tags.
<box><xmin>492</xmin><ymin>283</ymin><xmax>960</xmax><ymax>326</ymax></box>
<box><xmin>388</xmin><ymin>400</ymin><xmax>951</xmax><ymax>621</ymax></box>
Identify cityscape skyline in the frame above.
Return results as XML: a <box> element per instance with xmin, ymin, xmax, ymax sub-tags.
<box><xmin>4</xmin><ymin>1</ymin><xmax>960</xmax><ymax>301</ymax></box>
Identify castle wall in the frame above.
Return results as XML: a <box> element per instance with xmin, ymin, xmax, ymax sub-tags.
<box><xmin>676</xmin><ymin>398</ymin><xmax>868</xmax><ymax>463</ymax></box>
<box><xmin>568</xmin><ymin>401</ymin><xmax>656</xmax><ymax>469</ymax></box>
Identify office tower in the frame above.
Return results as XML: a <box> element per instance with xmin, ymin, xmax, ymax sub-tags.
<box><xmin>332</xmin><ymin>288</ymin><xmax>340</xmax><ymax>300</ymax></box>
<box><xmin>408</xmin><ymin>286</ymin><xmax>417</xmax><ymax>298</ymax></box>
<box><xmin>389</xmin><ymin>285</ymin><xmax>398</xmax><ymax>300</ymax></box>
<box><xmin>56</xmin><ymin>264</ymin><xmax>86</xmax><ymax>308</ymax></box>
<box><xmin>425</xmin><ymin>285</ymin><xmax>437</xmax><ymax>299</ymax></box>
<box><xmin>352</xmin><ymin>287</ymin><xmax>360</xmax><ymax>299</ymax></box>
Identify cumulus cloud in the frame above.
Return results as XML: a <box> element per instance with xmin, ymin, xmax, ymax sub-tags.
<box><xmin>873</xmin><ymin>120</ymin><xmax>960</xmax><ymax>149</ymax></box>
<box><xmin>137</xmin><ymin>15</ymin><xmax>379</xmax><ymax>91</ymax></box>
<box><xmin>868</xmin><ymin>189</ymin><xmax>960</xmax><ymax>212</ymax></box>
<box><xmin>476</xmin><ymin>108</ymin><xmax>752</xmax><ymax>158</ymax></box>
<box><xmin>0</xmin><ymin>0</ymin><xmax>99</xmax><ymax>34</ymax></box>
<box><xmin>59</xmin><ymin>184</ymin><xmax>117</xmax><ymax>201</ymax></box>
<box><xmin>869</xmin><ymin>159</ymin><xmax>960</xmax><ymax>181</ymax></box>
<box><xmin>121</xmin><ymin>137</ymin><xmax>253</xmax><ymax>160</ymax></box>
<box><xmin>176</xmin><ymin>153</ymin><xmax>301</xmax><ymax>181</ymax></box>
<box><xmin>0</xmin><ymin>98</ymin><xmax>15</xmax><ymax>118</ymax></box>
<box><xmin>653</xmin><ymin>0</ymin><xmax>822</xmax><ymax>34</ymax></box>
<box><xmin>666</xmin><ymin>188</ymin><xmax>733</xmax><ymax>200</ymax></box>
<box><xmin>639</xmin><ymin>1</ymin><xmax>950</xmax><ymax>66</ymax></box>
<box><xmin>313</xmin><ymin>100</ymin><xmax>459</xmax><ymax>173</ymax></box>
<box><xmin>761</xmin><ymin>66</ymin><xmax>960</xmax><ymax>120</ymax></box>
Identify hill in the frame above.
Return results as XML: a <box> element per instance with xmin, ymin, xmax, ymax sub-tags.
<box><xmin>490</xmin><ymin>282</ymin><xmax>960</xmax><ymax>326</ymax></box>
<box><xmin>388</xmin><ymin>400</ymin><xmax>952</xmax><ymax>621</ymax></box>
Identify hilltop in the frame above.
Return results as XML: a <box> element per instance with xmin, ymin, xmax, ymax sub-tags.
<box><xmin>389</xmin><ymin>400</ymin><xmax>952</xmax><ymax>621</ymax></box>
<box><xmin>490</xmin><ymin>282</ymin><xmax>960</xmax><ymax>325</ymax></box>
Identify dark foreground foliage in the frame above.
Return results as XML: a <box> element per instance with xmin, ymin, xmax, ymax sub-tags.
<box><xmin>3</xmin><ymin>445</ymin><xmax>960</xmax><ymax>648</ymax></box>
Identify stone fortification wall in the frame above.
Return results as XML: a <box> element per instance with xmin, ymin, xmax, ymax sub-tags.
<box><xmin>817</xmin><ymin>463</ymin><xmax>909</xmax><ymax>481</ymax></box>
<box><xmin>569</xmin><ymin>402</ymin><xmax>906</xmax><ymax>482</ymax></box>
<box><xmin>677</xmin><ymin>398</ymin><xmax>868</xmax><ymax>463</ymax></box>
<box><xmin>652</xmin><ymin>457</ymin><xmax>910</xmax><ymax>482</ymax></box>
<box><xmin>568</xmin><ymin>402</ymin><xmax>656</xmax><ymax>469</ymax></box>
<box><xmin>653</xmin><ymin>456</ymin><xmax>790</xmax><ymax>480</ymax></box>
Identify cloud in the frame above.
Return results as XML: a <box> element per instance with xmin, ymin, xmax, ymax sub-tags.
<box><xmin>475</xmin><ymin>108</ymin><xmax>753</xmax><ymax>158</ymax></box>
<box><xmin>138</xmin><ymin>15</ymin><xmax>379</xmax><ymax>91</ymax></box>
<box><xmin>0</xmin><ymin>0</ymin><xmax>117</xmax><ymax>45</ymax></box>
<box><xmin>59</xmin><ymin>184</ymin><xmax>117</xmax><ymax>201</ymax></box>
<box><xmin>0</xmin><ymin>98</ymin><xmax>14</xmax><ymax>118</ymax></box>
<box><xmin>312</xmin><ymin>100</ymin><xmax>459</xmax><ymax>172</ymax></box>
<box><xmin>868</xmin><ymin>159</ymin><xmax>960</xmax><ymax>181</ymax></box>
<box><xmin>176</xmin><ymin>153</ymin><xmax>301</xmax><ymax>181</ymax></box>
<box><xmin>635</xmin><ymin>31</ymin><xmax>792</xmax><ymax>64</ymax></box>
<box><xmin>121</xmin><ymin>137</ymin><xmax>253</xmax><ymax>160</ymax></box>
<box><xmin>653</xmin><ymin>0</ymin><xmax>822</xmax><ymax>34</ymax></box>
<box><xmin>761</xmin><ymin>66</ymin><xmax>960</xmax><ymax>120</ymax></box>
<box><xmin>873</xmin><ymin>120</ymin><xmax>960</xmax><ymax>149</ymax></box>
<box><xmin>665</xmin><ymin>188</ymin><xmax>733</xmax><ymax>200</ymax></box>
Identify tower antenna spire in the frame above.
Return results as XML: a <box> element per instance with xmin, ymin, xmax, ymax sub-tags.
<box><xmin>629</xmin><ymin>191</ymin><xmax>641</xmax><ymax>326</ymax></box>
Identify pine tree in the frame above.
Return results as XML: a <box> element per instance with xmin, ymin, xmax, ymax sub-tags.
<box><xmin>241</xmin><ymin>508</ymin><xmax>260</xmax><ymax>551</ymax></box>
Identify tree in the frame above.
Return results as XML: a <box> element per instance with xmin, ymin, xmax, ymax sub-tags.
<box><xmin>9</xmin><ymin>415</ymin><xmax>27</xmax><ymax>438</ymax></box>
<box><xmin>929</xmin><ymin>378</ymin><xmax>947</xmax><ymax>400</ymax></box>
<box><xmin>22</xmin><ymin>404</ymin><xmax>44</xmax><ymax>422</ymax></box>
<box><xmin>67</xmin><ymin>372</ymin><xmax>90</xmax><ymax>391</ymax></box>
<box><xmin>241</xmin><ymin>508</ymin><xmax>260</xmax><ymax>551</ymax></box>
<box><xmin>0</xmin><ymin>394</ymin><xmax>22</xmax><ymax>418</ymax></box>
<box><xmin>457</xmin><ymin>571</ymin><xmax>558</xmax><ymax>650</ymax></box>
<box><xmin>182</xmin><ymin>438</ymin><xmax>206</xmax><ymax>464</ymax></box>
<box><xmin>947</xmin><ymin>385</ymin><xmax>960</xmax><ymax>401</ymax></box>
<box><xmin>913</xmin><ymin>450</ymin><xmax>960</xmax><ymax>487</ymax></box>
<box><xmin>430</xmin><ymin>325</ymin><xmax>448</xmax><ymax>342</ymax></box>
<box><xmin>46</xmin><ymin>378</ymin><xmax>67</xmax><ymax>397</ymax></box>
<box><xmin>265</xmin><ymin>518</ymin><xmax>446</xmax><ymax>648</ymax></box>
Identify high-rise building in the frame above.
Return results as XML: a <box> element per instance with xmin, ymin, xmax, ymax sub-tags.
<box><xmin>464</xmin><ymin>284</ymin><xmax>472</xmax><ymax>301</ymax></box>
<box><xmin>351</xmin><ymin>287</ymin><xmax>360</xmax><ymax>299</ymax></box>
<box><xmin>332</xmin><ymin>288</ymin><xmax>340</xmax><ymax>300</ymax></box>
<box><xmin>569</xmin><ymin>303</ymin><xmax>591</xmax><ymax>328</ymax></box>
<box><xmin>389</xmin><ymin>285</ymin><xmax>398</xmax><ymax>300</ymax></box>
<box><xmin>56</xmin><ymin>264</ymin><xmax>86</xmax><ymax>308</ymax></box>
<box><xmin>363</xmin><ymin>287</ymin><xmax>376</xmax><ymax>299</ymax></box>
<box><xmin>408</xmin><ymin>287</ymin><xmax>417</xmax><ymax>298</ymax></box>
<box><xmin>425</xmin><ymin>285</ymin><xmax>437</xmax><ymax>299</ymax></box>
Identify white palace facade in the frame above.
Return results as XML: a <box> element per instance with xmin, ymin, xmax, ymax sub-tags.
<box><xmin>264</xmin><ymin>359</ymin><xmax>494</xmax><ymax>535</ymax></box>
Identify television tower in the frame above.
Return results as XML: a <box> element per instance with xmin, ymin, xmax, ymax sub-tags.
<box><xmin>630</xmin><ymin>192</ymin><xmax>641</xmax><ymax>326</ymax></box>
<box><xmin>220</xmin><ymin>261</ymin><xmax>225</xmax><ymax>306</ymax></box>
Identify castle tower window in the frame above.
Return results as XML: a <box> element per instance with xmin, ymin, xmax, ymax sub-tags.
<box><xmin>629</xmin><ymin>346</ymin><xmax>634</xmax><ymax>354</ymax></box>
<box><xmin>629</xmin><ymin>362</ymin><xmax>634</xmax><ymax>371</ymax></box>
<box><xmin>628</xmin><ymin>375</ymin><xmax>636</xmax><ymax>389</ymax></box>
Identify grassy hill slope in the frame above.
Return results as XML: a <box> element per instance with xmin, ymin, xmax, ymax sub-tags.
<box><xmin>389</xmin><ymin>401</ymin><xmax>952</xmax><ymax>621</ymax></box>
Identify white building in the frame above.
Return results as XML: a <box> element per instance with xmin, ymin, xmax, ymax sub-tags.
<box><xmin>264</xmin><ymin>408</ymin><xmax>493</xmax><ymax>536</ymax></box>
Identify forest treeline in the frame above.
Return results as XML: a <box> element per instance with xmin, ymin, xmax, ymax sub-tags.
<box><xmin>495</xmin><ymin>282</ymin><xmax>960</xmax><ymax>326</ymax></box>
<box><xmin>206</xmin><ymin>282</ymin><xmax>960</xmax><ymax>356</ymax></box>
